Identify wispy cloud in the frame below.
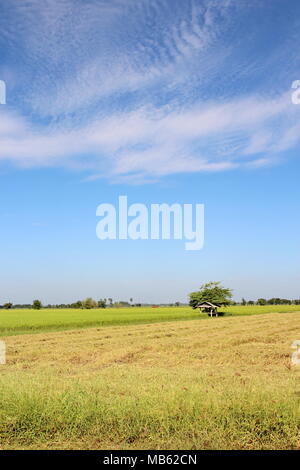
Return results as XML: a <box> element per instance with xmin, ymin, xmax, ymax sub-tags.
<box><xmin>0</xmin><ymin>0</ymin><xmax>300</xmax><ymax>182</ymax></box>
<box><xmin>0</xmin><ymin>92</ymin><xmax>299</xmax><ymax>180</ymax></box>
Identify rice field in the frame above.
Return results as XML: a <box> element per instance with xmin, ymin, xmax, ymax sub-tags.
<box><xmin>0</xmin><ymin>310</ymin><xmax>299</xmax><ymax>449</ymax></box>
<box><xmin>0</xmin><ymin>304</ymin><xmax>299</xmax><ymax>336</ymax></box>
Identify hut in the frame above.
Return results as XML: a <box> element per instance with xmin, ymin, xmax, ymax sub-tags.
<box><xmin>196</xmin><ymin>301</ymin><xmax>219</xmax><ymax>317</ymax></box>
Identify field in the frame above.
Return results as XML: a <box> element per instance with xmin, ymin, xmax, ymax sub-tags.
<box><xmin>0</xmin><ymin>308</ymin><xmax>299</xmax><ymax>449</ymax></box>
<box><xmin>1</xmin><ymin>304</ymin><xmax>300</xmax><ymax>336</ymax></box>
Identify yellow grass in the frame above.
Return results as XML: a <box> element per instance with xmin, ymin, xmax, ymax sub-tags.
<box><xmin>0</xmin><ymin>312</ymin><xmax>299</xmax><ymax>449</ymax></box>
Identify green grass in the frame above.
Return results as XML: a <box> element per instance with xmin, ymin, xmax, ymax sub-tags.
<box><xmin>0</xmin><ymin>312</ymin><xmax>299</xmax><ymax>449</ymax></box>
<box><xmin>0</xmin><ymin>305</ymin><xmax>299</xmax><ymax>336</ymax></box>
<box><xmin>222</xmin><ymin>304</ymin><xmax>300</xmax><ymax>316</ymax></box>
<box><xmin>1</xmin><ymin>373</ymin><xmax>298</xmax><ymax>450</ymax></box>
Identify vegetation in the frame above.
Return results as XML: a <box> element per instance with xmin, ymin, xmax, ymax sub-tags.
<box><xmin>0</xmin><ymin>312</ymin><xmax>299</xmax><ymax>449</ymax></box>
<box><xmin>3</xmin><ymin>302</ymin><xmax>13</xmax><ymax>310</ymax></box>
<box><xmin>242</xmin><ymin>297</ymin><xmax>300</xmax><ymax>306</ymax></box>
<box><xmin>32</xmin><ymin>300</ymin><xmax>42</xmax><ymax>310</ymax></box>
<box><xmin>189</xmin><ymin>281</ymin><xmax>232</xmax><ymax>308</ymax></box>
<box><xmin>0</xmin><ymin>305</ymin><xmax>299</xmax><ymax>337</ymax></box>
<box><xmin>82</xmin><ymin>297</ymin><xmax>97</xmax><ymax>309</ymax></box>
<box><xmin>2</xmin><ymin>296</ymin><xmax>300</xmax><ymax>310</ymax></box>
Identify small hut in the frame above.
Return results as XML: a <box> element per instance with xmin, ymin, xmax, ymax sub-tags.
<box><xmin>196</xmin><ymin>301</ymin><xmax>219</xmax><ymax>317</ymax></box>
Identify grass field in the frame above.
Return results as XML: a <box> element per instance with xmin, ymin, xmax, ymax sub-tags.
<box><xmin>0</xmin><ymin>310</ymin><xmax>299</xmax><ymax>449</ymax></box>
<box><xmin>1</xmin><ymin>304</ymin><xmax>300</xmax><ymax>336</ymax></box>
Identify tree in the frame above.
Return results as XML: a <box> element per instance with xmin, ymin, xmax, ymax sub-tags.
<box><xmin>32</xmin><ymin>299</ymin><xmax>42</xmax><ymax>310</ymax></box>
<box><xmin>3</xmin><ymin>302</ymin><xmax>13</xmax><ymax>309</ymax></box>
<box><xmin>97</xmin><ymin>299</ymin><xmax>106</xmax><ymax>308</ymax></box>
<box><xmin>82</xmin><ymin>297</ymin><xmax>97</xmax><ymax>309</ymax></box>
<box><xmin>189</xmin><ymin>282</ymin><xmax>232</xmax><ymax>309</ymax></box>
<box><xmin>257</xmin><ymin>298</ymin><xmax>267</xmax><ymax>305</ymax></box>
<box><xmin>280</xmin><ymin>299</ymin><xmax>291</xmax><ymax>305</ymax></box>
<box><xmin>268</xmin><ymin>297</ymin><xmax>281</xmax><ymax>305</ymax></box>
<box><xmin>130</xmin><ymin>297</ymin><xmax>133</xmax><ymax>305</ymax></box>
<box><xmin>241</xmin><ymin>298</ymin><xmax>247</xmax><ymax>306</ymax></box>
<box><xmin>114</xmin><ymin>301</ymin><xmax>130</xmax><ymax>308</ymax></box>
<box><xmin>108</xmin><ymin>298</ymin><xmax>113</xmax><ymax>307</ymax></box>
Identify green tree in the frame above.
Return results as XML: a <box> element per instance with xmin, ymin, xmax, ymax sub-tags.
<box><xmin>97</xmin><ymin>299</ymin><xmax>107</xmax><ymax>308</ymax></box>
<box><xmin>3</xmin><ymin>302</ymin><xmax>13</xmax><ymax>309</ymax></box>
<box><xmin>257</xmin><ymin>298</ymin><xmax>267</xmax><ymax>305</ymax></box>
<box><xmin>114</xmin><ymin>301</ymin><xmax>130</xmax><ymax>308</ymax></box>
<box><xmin>189</xmin><ymin>282</ymin><xmax>232</xmax><ymax>309</ymax></box>
<box><xmin>241</xmin><ymin>298</ymin><xmax>247</xmax><ymax>306</ymax></box>
<box><xmin>82</xmin><ymin>297</ymin><xmax>97</xmax><ymax>309</ymax></box>
<box><xmin>32</xmin><ymin>299</ymin><xmax>42</xmax><ymax>310</ymax></box>
<box><xmin>280</xmin><ymin>298</ymin><xmax>291</xmax><ymax>305</ymax></box>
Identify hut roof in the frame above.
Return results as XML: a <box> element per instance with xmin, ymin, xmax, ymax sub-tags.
<box><xmin>196</xmin><ymin>301</ymin><xmax>218</xmax><ymax>308</ymax></box>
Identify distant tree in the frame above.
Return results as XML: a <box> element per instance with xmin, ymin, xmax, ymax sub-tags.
<box><xmin>130</xmin><ymin>297</ymin><xmax>133</xmax><ymax>304</ymax></box>
<box><xmin>82</xmin><ymin>297</ymin><xmax>97</xmax><ymax>309</ymax></box>
<box><xmin>280</xmin><ymin>299</ymin><xmax>291</xmax><ymax>305</ymax></box>
<box><xmin>189</xmin><ymin>282</ymin><xmax>232</xmax><ymax>309</ymax></box>
<box><xmin>108</xmin><ymin>298</ymin><xmax>113</xmax><ymax>307</ymax></box>
<box><xmin>32</xmin><ymin>299</ymin><xmax>42</xmax><ymax>310</ymax></box>
<box><xmin>97</xmin><ymin>299</ymin><xmax>107</xmax><ymax>308</ymax></box>
<box><xmin>267</xmin><ymin>298</ymin><xmax>292</xmax><ymax>305</ymax></box>
<box><xmin>175</xmin><ymin>301</ymin><xmax>180</xmax><ymax>307</ymax></box>
<box><xmin>247</xmin><ymin>300</ymin><xmax>254</xmax><ymax>305</ymax></box>
<box><xmin>268</xmin><ymin>298</ymin><xmax>281</xmax><ymax>305</ymax></box>
<box><xmin>3</xmin><ymin>302</ymin><xmax>13</xmax><ymax>309</ymax></box>
<box><xmin>257</xmin><ymin>298</ymin><xmax>267</xmax><ymax>305</ymax></box>
<box><xmin>71</xmin><ymin>300</ymin><xmax>83</xmax><ymax>308</ymax></box>
<box><xmin>114</xmin><ymin>301</ymin><xmax>130</xmax><ymax>308</ymax></box>
<box><xmin>241</xmin><ymin>298</ymin><xmax>247</xmax><ymax>306</ymax></box>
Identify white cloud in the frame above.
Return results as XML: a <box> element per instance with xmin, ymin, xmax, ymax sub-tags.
<box><xmin>0</xmin><ymin>92</ymin><xmax>299</xmax><ymax>180</ymax></box>
<box><xmin>1</xmin><ymin>0</ymin><xmax>300</xmax><ymax>181</ymax></box>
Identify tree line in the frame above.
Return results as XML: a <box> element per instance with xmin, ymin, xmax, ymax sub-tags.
<box><xmin>240</xmin><ymin>298</ymin><xmax>300</xmax><ymax>305</ymax></box>
<box><xmin>189</xmin><ymin>282</ymin><xmax>300</xmax><ymax>308</ymax></box>
<box><xmin>1</xmin><ymin>283</ymin><xmax>299</xmax><ymax>310</ymax></box>
<box><xmin>0</xmin><ymin>298</ymin><xmax>143</xmax><ymax>310</ymax></box>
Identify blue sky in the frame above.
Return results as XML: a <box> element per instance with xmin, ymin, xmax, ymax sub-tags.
<box><xmin>0</xmin><ymin>0</ymin><xmax>300</xmax><ymax>304</ymax></box>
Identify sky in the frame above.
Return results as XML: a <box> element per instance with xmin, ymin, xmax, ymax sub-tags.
<box><xmin>0</xmin><ymin>0</ymin><xmax>300</xmax><ymax>304</ymax></box>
